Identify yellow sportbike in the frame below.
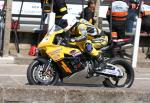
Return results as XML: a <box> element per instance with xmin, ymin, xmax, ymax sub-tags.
<box><xmin>27</xmin><ymin>25</ymin><xmax>134</xmax><ymax>88</ymax></box>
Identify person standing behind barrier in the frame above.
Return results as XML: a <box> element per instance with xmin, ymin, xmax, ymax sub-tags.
<box><xmin>107</xmin><ymin>0</ymin><xmax>129</xmax><ymax>39</ymax></box>
<box><xmin>29</xmin><ymin>0</ymin><xmax>68</xmax><ymax>56</ymax></box>
<box><xmin>80</xmin><ymin>0</ymin><xmax>97</xmax><ymax>25</ymax></box>
<box><xmin>126</xmin><ymin>0</ymin><xmax>139</xmax><ymax>34</ymax></box>
<box><xmin>41</xmin><ymin>0</ymin><xmax>68</xmax><ymax>27</ymax></box>
<box><xmin>140</xmin><ymin>3</ymin><xmax>150</xmax><ymax>34</ymax></box>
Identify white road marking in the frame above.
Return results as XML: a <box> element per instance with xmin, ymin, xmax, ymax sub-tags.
<box><xmin>0</xmin><ymin>75</ymin><xmax>26</xmax><ymax>77</ymax></box>
<box><xmin>136</xmin><ymin>73</ymin><xmax>150</xmax><ymax>76</ymax></box>
<box><xmin>135</xmin><ymin>78</ymin><xmax>150</xmax><ymax>80</ymax></box>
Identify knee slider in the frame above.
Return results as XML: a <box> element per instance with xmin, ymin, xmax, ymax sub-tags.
<box><xmin>85</xmin><ymin>43</ymin><xmax>93</xmax><ymax>53</ymax></box>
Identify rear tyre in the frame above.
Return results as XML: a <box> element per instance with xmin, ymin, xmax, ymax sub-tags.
<box><xmin>27</xmin><ymin>59</ymin><xmax>59</xmax><ymax>85</ymax></box>
<box><xmin>103</xmin><ymin>58</ymin><xmax>134</xmax><ymax>88</ymax></box>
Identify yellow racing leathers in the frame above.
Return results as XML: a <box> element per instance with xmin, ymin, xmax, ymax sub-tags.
<box><xmin>69</xmin><ymin>19</ymin><xmax>108</xmax><ymax>58</ymax></box>
<box><xmin>79</xmin><ymin>19</ymin><xmax>108</xmax><ymax>49</ymax></box>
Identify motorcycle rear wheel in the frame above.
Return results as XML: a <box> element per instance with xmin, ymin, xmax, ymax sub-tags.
<box><xmin>103</xmin><ymin>58</ymin><xmax>134</xmax><ymax>88</ymax></box>
<box><xmin>27</xmin><ymin>59</ymin><xmax>59</xmax><ymax>85</ymax></box>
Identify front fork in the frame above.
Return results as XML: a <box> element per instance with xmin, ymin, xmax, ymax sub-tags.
<box><xmin>42</xmin><ymin>59</ymin><xmax>52</xmax><ymax>75</ymax></box>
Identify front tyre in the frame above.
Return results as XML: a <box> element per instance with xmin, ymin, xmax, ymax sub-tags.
<box><xmin>103</xmin><ymin>58</ymin><xmax>134</xmax><ymax>88</ymax></box>
<box><xmin>27</xmin><ymin>59</ymin><xmax>59</xmax><ymax>85</ymax></box>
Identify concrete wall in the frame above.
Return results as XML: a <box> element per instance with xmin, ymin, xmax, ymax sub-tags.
<box><xmin>0</xmin><ymin>86</ymin><xmax>150</xmax><ymax>103</ymax></box>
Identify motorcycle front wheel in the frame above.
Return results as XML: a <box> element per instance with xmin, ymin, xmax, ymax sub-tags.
<box><xmin>27</xmin><ymin>59</ymin><xmax>59</xmax><ymax>85</ymax></box>
<box><xmin>103</xmin><ymin>58</ymin><xmax>134</xmax><ymax>88</ymax></box>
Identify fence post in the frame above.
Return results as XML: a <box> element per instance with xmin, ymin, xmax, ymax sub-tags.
<box><xmin>132</xmin><ymin>17</ymin><xmax>142</xmax><ymax>68</ymax></box>
<box><xmin>95</xmin><ymin>0</ymin><xmax>101</xmax><ymax>28</ymax></box>
<box><xmin>3</xmin><ymin>0</ymin><xmax>12</xmax><ymax>57</ymax></box>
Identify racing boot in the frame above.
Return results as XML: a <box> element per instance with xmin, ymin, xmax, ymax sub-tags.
<box><xmin>86</xmin><ymin>54</ymin><xmax>104</xmax><ymax>78</ymax></box>
<box><xmin>95</xmin><ymin>54</ymin><xmax>106</xmax><ymax>71</ymax></box>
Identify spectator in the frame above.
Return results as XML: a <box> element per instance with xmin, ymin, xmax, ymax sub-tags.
<box><xmin>41</xmin><ymin>0</ymin><xmax>68</xmax><ymax>27</ymax></box>
<box><xmin>126</xmin><ymin>0</ymin><xmax>139</xmax><ymax>34</ymax></box>
<box><xmin>29</xmin><ymin>0</ymin><xmax>68</xmax><ymax>56</ymax></box>
<box><xmin>80</xmin><ymin>0</ymin><xmax>97</xmax><ymax>25</ymax></box>
<box><xmin>141</xmin><ymin>3</ymin><xmax>150</xmax><ymax>34</ymax></box>
<box><xmin>107</xmin><ymin>0</ymin><xmax>129</xmax><ymax>39</ymax></box>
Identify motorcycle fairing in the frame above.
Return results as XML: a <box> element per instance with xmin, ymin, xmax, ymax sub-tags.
<box><xmin>38</xmin><ymin>25</ymin><xmax>82</xmax><ymax>62</ymax></box>
<box><xmin>46</xmin><ymin>45</ymin><xmax>81</xmax><ymax>62</ymax></box>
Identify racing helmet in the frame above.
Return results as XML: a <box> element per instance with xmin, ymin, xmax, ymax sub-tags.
<box><xmin>62</xmin><ymin>14</ymin><xmax>77</xmax><ymax>31</ymax></box>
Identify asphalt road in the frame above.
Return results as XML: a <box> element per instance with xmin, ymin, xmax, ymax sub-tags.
<box><xmin>0</xmin><ymin>64</ymin><xmax>150</xmax><ymax>89</ymax></box>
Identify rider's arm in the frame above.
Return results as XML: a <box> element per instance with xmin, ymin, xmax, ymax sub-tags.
<box><xmin>73</xmin><ymin>24</ymin><xmax>87</xmax><ymax>42</ymax></box>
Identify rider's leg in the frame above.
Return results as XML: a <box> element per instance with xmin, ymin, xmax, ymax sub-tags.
<box><xmin>75</xmin><ymin>40</ymin><xmax>104</xmax><ymax>63</ymax></box>
<box><xmin>84</xmin><ymin>40</ymin><xmax>104</xmax><ymax>77</ymax></box>
<box><xmin>84</xmin><ymin>40</ymin><xmax>103</xmax><ymax>63</ymax></box>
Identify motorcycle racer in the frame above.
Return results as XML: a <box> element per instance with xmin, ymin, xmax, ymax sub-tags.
<box><xmin>61</xmin><ymin>14</ymin><xmax>108</xmax><ymax>68</ymax></box>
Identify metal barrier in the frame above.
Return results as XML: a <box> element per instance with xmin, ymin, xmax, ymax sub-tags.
<box><xmin>2</xmin><ymin>0</ymin><xmax>12</xmax><ymax>57</ymax></box>
<box><xmin>0</xmin><ymin>9</ymin><xmax>5</xmax><ymax>55</ymax></box>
